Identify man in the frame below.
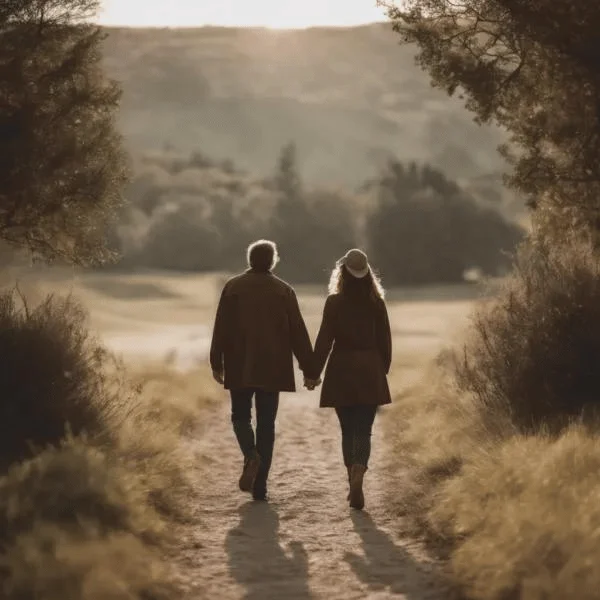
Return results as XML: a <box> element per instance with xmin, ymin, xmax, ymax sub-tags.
<box><xmin>210</xmin><ymin>240</ymin><xmax>319</xmax><ymax>501</ymax></box>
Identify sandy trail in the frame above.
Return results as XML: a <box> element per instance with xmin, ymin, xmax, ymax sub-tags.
<box><xmin>176</xmin><ymin>386</ymin><xmax>448</xmax><ymax>600</ymax></box>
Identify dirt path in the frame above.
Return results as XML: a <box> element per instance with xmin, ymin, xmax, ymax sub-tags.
<box><xmin>175</xmin><ymin>388</ymin><xmax>449</xmax><ymax>599</ymax></box>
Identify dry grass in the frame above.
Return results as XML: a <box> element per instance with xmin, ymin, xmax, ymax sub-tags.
<box><xmin>431</xmin><ymin>426</ymin><xmax>600</xmax><ymax>600</ymax></box>
<box><xmin>0</xmin><ymin>287</ymin><xmax>220</xmax><ymax>598</ymax></box>
<box><xmin>115</xmin><ymin>363</ymin><xmax>221</xmax><ymax>518</ymax></box>
<box><xmin>386</xmin><ymin>242</ymin><xmax>600</xmax><ymax>599</ymax></box>
<box><xmin>385</xmin><ymin>363</ymin><xmax>511</xmax><ymax>552</ymax></box>
<box><xmin>387</xmin><ymin>371</ymin><xmax>600</xmax><ymax>599</ymax></box>
<box><xmin>0</xmin><ymin>439</ymin><xmax>174</xmax><ymax>600</ymax></box>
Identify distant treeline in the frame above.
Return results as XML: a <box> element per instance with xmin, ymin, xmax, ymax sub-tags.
<box><xmin>111</xmin><ymin>143</ymin><xmax>524</xmax><ymax>285</ymax></box>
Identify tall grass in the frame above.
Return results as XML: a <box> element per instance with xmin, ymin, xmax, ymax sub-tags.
<box><xmin>0</xmin><ymin>288</ymin><xmax>217</xmax><ymax>598</ymax></box>
<box><xmin>387</xmin><ymin>241</ymin><xmax>600</xmax><ymax>599</ymax></box>
<box><xmin>0</xmin><ymin>439</ymin><xmax>174</xmax><ymax>600</ymax></box>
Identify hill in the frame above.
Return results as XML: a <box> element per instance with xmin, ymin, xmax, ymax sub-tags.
<box><xmin>102</xmin><ymin>24</ymin><xmax>512</xmax><ymax>189</ymax></box>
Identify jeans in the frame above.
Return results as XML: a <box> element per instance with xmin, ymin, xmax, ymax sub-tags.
<box><xmin>335</xmin><ymin>405</ymin><xmax>377</xmax><ymax>468</ymax></box>
<box><xmin>231</xmin><ymin>388</ymin><xmax>280</xmax><ymax>493</ymax></box>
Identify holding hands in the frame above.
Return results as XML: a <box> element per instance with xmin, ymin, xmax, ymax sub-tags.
<box><xmin>303</xmin><ymin>376</ymin><xmax>321</xmax><ymax>391</ymax></box>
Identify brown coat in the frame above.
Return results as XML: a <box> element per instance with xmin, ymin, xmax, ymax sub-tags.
<box><xmin>209</xmin><ymin>270</ymin><xmax>313</xmax><ymax>392</ymax></box>
<box><xmin>311</xmin><ymin>294</ymin><xmax>392</xmax><ymax>408</ymax></box>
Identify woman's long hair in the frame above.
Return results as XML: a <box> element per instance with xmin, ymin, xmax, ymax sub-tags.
<box><xmin>328</xmin><ymin>261</ymin><xmax>385</xmax><ymax>301</ymax></box>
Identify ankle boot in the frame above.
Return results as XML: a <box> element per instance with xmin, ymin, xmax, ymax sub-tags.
<box><xmin>349</xmin><ymin>464</ymin><xmax>367</xmax><ymax>510</ymax></box>
<box><xmin>239</xmin><ymin>452</ymin><xmax>261</xmax><ymax>493</ymax></box>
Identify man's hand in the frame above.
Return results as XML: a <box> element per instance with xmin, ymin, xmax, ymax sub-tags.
<box><xmin>304</xmin><ymin>377</ymin><xmax>321</xmax><ymax>391</ymax></box>
<box><xmin>212</xmin><ymin>370</ymin><xmax>225</xmax><ymax>385</ymax></box>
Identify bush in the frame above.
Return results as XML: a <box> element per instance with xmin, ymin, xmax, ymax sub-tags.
<box><xmin>0</xmin><ymin>439</ymin><xmax>163</xmax><ymax>546</ymax></box>
<box><xmin>0</xmin><ymin>290</ymin><xmax>114</xmax><ymax>470</ymax></box>
<box><xmin>366</xmin><ymin>160</ymin><xmax>523</xmax><ymax>285</ymax></box>
<box><xmin>456</xmin><ymin>241</ymin><xmax>600</xmax><ymax>432</ymax></box>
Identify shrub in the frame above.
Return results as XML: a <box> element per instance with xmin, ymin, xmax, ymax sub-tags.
<box><xmin>366</xmin><ymin>160</ymin><xmax>523</xmax><ymax>285</ymax></box>
<box><xmin>456</xmin><ymin>240</ymin><xmax>600</xmax><ymax>432</ymax></box>
<box><xmin>384</xmin><ymin>239</ymin><xmax>600</xmax><ymax>598</ymax></box>
<box><xmin>0</xmin><ymin>290</ymin><xmax>114</xmax><ymax>470</ymax></box>
<box><xmin>0</xmin><ymin>284</ymin><xmax>213</xmax><ymax>513</ymax></box>
<box><xmin>0</xmin><ymin>439</ymin><xmax>163</xmax><ymax>545</ymax></box>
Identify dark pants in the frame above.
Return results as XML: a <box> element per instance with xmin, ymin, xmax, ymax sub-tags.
<box><xmin>231</xmin><ymin>388</ymin><xmax>280</xmax><ymax>494</ymax></box>
<box><xmin>335</xmin><ymin>405</ymin><xmax>378</xmax><ymax>469</ymax></box>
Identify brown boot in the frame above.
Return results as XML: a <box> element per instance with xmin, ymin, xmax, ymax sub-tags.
<box><xmin>349</xmin><ymin>464</ymin><xmax>367</xmax><ymax>510</ymax></box>
<box><xmin>239</xmin><ymin>452</ymin><xmax>261</xmax><ymax>493</ymax></box>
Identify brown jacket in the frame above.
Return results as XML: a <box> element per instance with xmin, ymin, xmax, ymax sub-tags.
<box><xmin>209</xmin><ymin>270</ymin><xmax>313</xmax><ymax>392</ymax></box>
<box><xmin>311</xmin><ymin>294</ymin><xmax>392</xmax><ymax>408</ymax></box>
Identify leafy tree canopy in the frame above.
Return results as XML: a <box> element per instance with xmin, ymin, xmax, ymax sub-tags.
<box><xmin>0</xmin><ymin>0</ymin><xmax>128</xmax><ymax>264</ymax></box>
<box><xmin>382</xmin><ymin>0</ymin><xmax>600</xmax><ymax>240</ymax></box>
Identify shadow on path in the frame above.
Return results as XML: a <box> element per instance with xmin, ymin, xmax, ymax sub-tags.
<box><xmin>345</xmin><ymin>510</ymin><xmax>441</xmax><ymax>598</ymax></box>
<box><xmin>226</xmin><ymin>501</ymin><xmax>312</xmax><ymax>600</ymax></box>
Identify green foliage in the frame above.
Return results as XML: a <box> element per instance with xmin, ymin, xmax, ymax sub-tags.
<box><xmin>384</xmin><ymin>0</ymin><xmax>600</xmax><ymax>240</ymax></box>
<box><xmin>0</xmin><ymin>0</ymin><xmax>128</xmax><ymax>264</ymax></box>
<box><xmin>366</xmin><ymin>160</ymin><xmax>523</xmax><ymax>284</ymax></box>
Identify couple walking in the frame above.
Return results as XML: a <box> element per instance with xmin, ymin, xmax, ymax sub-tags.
<box><xmin>209</xmin><ymin>240</ymin><xmax>392</xmax><ymax>510</ymax></box>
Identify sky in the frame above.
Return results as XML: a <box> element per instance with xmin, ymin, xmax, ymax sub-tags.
<box><xmin>98</xmin><ymin>0</ymin><xmax>389</xmax><ymax>29</ymax></box>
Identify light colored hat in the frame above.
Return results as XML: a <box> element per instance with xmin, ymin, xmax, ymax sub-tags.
<box><xmin>340</xmin><ymin>248</ymin><xmax>370</xmax><ymax>278</ymax></box>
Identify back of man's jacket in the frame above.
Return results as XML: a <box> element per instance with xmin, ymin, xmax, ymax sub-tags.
<box><xmin>209</xmin><ymin>270</ymin><xmax>313</xmax><ymax>392</ymax></box>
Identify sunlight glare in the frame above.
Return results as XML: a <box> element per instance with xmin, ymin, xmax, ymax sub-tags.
<box><xmin>98</xmin><ymin>0</ymin><xmax>388</xmax><ymax>29</ymax></box>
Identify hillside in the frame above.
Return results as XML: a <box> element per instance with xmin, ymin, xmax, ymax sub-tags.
<box><xmin>102</xmin><ymin>24</ymin><xmax>512</xmax><ymax>189</ymax></box>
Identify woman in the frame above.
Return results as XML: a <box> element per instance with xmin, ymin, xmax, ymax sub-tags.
<box><xmin>308</xmin><ymin>249</ymin><xmax>392</xmax><ymax>510</ymax></box>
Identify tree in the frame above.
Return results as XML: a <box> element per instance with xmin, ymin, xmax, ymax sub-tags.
<box><xmin>269</xmin><ymin>142</ymin><xmax>312</xmax><ymax>279</ymax></box>
<box><xmin>269</xmin><ymin>142</ymin><xmax>359</xmax><ymax>282</ymax></box>
<box><xmin>273</xmin><ymin>141</ymin><xmax>302</xmax><ymax>203</ymax></box>
<box><xmin>381</xmin><ymin>0</ymin><xmax>600</xmax><ymax>241</ymax></box>
<box><xmin>0</xmin><ymin>0</ymin><xmax>128</xmax><ymax>265</ymax></box>
<box><xmin>365</xmin><ymin>160</ymin><xmax>522</xmax><ymax>284</ymax></box>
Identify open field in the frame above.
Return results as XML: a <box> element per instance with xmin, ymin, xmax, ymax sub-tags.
<box><xmin>5</xmin><ymin>267</ymin><xmax>480</xmax><ymax>378</ymax></box>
